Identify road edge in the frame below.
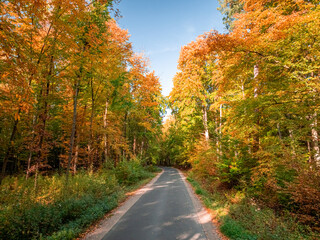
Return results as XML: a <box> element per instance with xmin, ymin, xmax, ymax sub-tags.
<box><xmin>83</xmin><ymin>169</ymin><xmax>164</xmax><ymax>240</ymax></box>
<box><xmin>177</xmin><ymin>169</ymin><xmax>221</xmax><ymax>240</ymax></box>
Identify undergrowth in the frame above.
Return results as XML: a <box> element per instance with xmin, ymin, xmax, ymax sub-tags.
<box><xmin>187</xmin><ymin>172</ymin><xmax>318</xmax><ymax>240</ymax></box>
<box><xmin>0</xmin><ymin>161</ymin><xmax>157</xmax><ymax>240</ymax></box>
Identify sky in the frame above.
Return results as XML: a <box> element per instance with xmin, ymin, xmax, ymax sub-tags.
<box><xmin>115</xmin><ymin>0</ymin><xmax>226</xmax><ymax>97</ymax></box>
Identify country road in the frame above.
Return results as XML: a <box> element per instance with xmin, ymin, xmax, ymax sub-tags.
<box><xmin>85</xmin><ymin>167</ymin><xmax>220</xmax><ymax>240</ymax></box>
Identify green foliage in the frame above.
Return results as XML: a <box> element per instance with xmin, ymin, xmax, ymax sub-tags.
<box><xmin>217</xmin><ymin>0</ymin><xmax>243</xmax><ymax>30</ymax></box>
<box><xmin>220</xmin><ymin>216</ymin><xmax>257</xmax><ymax>240</ymax></box>
<box><xmin>45</xmin><ymin>194</ymin><xmax>119</xmax><ymax>240</ymax></box>
<box><xmin>0</xmin><ymin>162</ymin><xmax>155</xmax><ymax>240</ymax></box>
<box><xmin>187</xmin><ymin>174</ymin><xmax>314</xmax><ymax>240</ymax></box>
<box><xmin>114</xmin><ymin>160</ymin><xmax>153</xmax><ymax>185</ymax></box>
<box><xmin>144</xmin><ymin>165</ymin><xmax>162</xmax><ymax>173</ymax></box>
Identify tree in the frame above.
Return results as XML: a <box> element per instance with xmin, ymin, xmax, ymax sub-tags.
<box><xmin>0</xmin><ymin>0</ymin><xmax>163</xmax><ymax>186</ymax></box>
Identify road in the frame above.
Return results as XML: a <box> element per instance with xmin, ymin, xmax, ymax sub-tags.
<box><xmin>85</xmin><ymin>167</ymin><xmax>220</xmax><ymax>240</ymax></box>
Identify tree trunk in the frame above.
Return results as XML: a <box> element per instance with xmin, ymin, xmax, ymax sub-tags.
<box><xmin>26</xmin><ymin>114</ymin><xmax>37</xmax><ymax>179</ymax></box>
<box><xmin>66</xmin><ymin>77</ymin><xmax>80</xmax><ymax>183</ymax></box>
<box><xmin>141</xmin><ymin>140</ymin><xmax>144</xmax><ymax>157</ymax></box>
<box><xmin>1</xmin><ymin>113</ymin><xmax>19</xmax><ymax>183</ymax></box>
<box><xmin>219</xmin><ymin>104</ymin><xmax>223</xmax><ymax>156</ymax></box>
<box><xmin>307</xmin><ymin>140</ymin><xmax>312</xmax><ymax>164</ymax></box>
<box><xmin>215</xmin><ymin>114</ymin><xmax>220</xmax><ymax>158</ymax></box>
<box><xmin>202</xmin><ymin>106</ymin><xmax>209</xmax><ymax>142</ymax></box>
<box><xmin>103</xmin><ymin>100</ymin><xmax>109</xmax><ymax>162</ymax></box>
<box><xmin>34</xmin><ymin>162</ymin><xmax>39</xmax><ymax>191</ymax></box>
<box><xmin>311</xmin><ymin>112</ymin><xmax>320</xmax><ymax>167</ymax></box>
<box><xmin>277</xmin><ymin>122</ymin><xmax>282</xmax><ymax>142</ymax></box>
<box><xmin>88</xmin><ymin>78</ymin><xmax>95</xmax><ymax>172</ymax></box>
<box><xmin>34</xmin><ymin>39</ymin><xmax>55</xmax><ymax>187</ymax></box>
<box><xmin>73</xmin><ymin>133</ymin><xmax>79</xmax><ymax>174</ymax></box>
<box><xmin>289</xmin><ymin>129</ymin><xmax>296</xmax><ymax>157</ymax></box>
<box><xmin>133</xmin><ymin>136</ymin><xmax>136</xmax><ymax>155</ymax></box>
<box><xmin>254</xmin><ymin>64</ymin><xmax>259</xmax><ymax>98</ymax></box>
<box><xmin>34</xmin><ymin>61</ymin><xmax>51</xmax><ymax>187</ymax></box>
<box><xmin>253</xmin><ymin>64</ymin><xmax>260</xmax><ymax>153</ymax></box>
<box><xmin>241</xmin><ymin>81</ymin><xmax>245</xmax><ymax>99</ymax></box>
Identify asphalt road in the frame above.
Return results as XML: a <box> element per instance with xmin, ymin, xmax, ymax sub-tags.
<box><xmin>100</xmin><ymin>167</ymin><xmax>219</xmax><ymax>240</ymax></box>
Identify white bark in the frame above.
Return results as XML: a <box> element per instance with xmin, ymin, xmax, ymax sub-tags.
<box><xmin>254</xmin><ymin>64</ymin><xmax>259</xmax><ymax>98</ymax></box>
<box><xmin>311</xmin><ymin>112</ymin><xmax>320</xmax><ymax>167</ymax></box>
<box><xmin>203</xmin><ymin>106</ymin><xmax>209</xmax><ymax>141</ymax></box>
<box><xmin>253</xmin><ymin>64</ymin><xmax>260</xmax><ymax>153</ymax></box>
<box><xmin>307</xmin><ymin>140</ymin><xmax>312</xmax><ymax>164</ymax></box>
<box><xmin>133</xmin><ymin>136</ymin><xmax>136</xmax><ymax>155</ymax></box>
<box><xmin>289</xmin><ymin>129</ymin><xmax>296</xmax><ymax>157</ymax></box>
<box><xmin>73</xmin><ymin>139</ymin><xmax>79</xmax><ymax>174</ymax></box>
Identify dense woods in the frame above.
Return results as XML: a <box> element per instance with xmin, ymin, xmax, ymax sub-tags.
<box><xmin>0</xmin><ymin>0</ymin><xmax>163</xmax><ymax>180</ymax></box>
<box><xmin>165</xmin><ymin>0</ymin><xmax>320</xmax><ymax>234</ymax></box>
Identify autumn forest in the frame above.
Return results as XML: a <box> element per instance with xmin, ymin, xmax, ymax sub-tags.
<box><xmin>1</xmin><ymin>0</ymin><xmax>320</xmax><ymax>239</ymax></box>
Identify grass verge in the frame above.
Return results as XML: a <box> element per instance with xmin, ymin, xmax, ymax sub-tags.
<box><xmin>0</xmin><ymin>162</ymin><xmax>159</xmax><ymax>240</ymax></box>
<box><xmin>187</xmin><ymin>172</ymin><xmax>317</xmax><ymax>240</ymax></box>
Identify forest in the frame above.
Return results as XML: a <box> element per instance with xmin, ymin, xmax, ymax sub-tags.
<box><xmin>1</xmin><ymin>0</ymin><xmax>320</xmax><ymax>239</ymax></box>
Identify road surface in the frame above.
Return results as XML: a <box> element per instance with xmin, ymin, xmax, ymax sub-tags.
<box><xmin>85</xmin><ymin>167</ymin><xmax>220</xmax><ymax>240</ymax></box>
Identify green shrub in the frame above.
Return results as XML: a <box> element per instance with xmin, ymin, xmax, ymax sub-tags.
<box><xmin>144</xmin><ymin>165</ymin><xmax>161</xmax><ymax>173</ymax></box>
<box><xmin>220</xmin><ymin>216</ymin><xmax>257</xmax><ymax>240</ymax></box>
<box><xmin>114</xmin><ymin>160</ymin><xmax>152</xmax><ymax>185</ymax></box>
<box><xmin>0</xmin><ymin>161</ymin><xmax>154</xmax><ymax>240</ymax></box>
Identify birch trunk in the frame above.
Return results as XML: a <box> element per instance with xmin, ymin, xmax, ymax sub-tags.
<box><xmin>253</xmin><ymin>64</ymin><xmax>260</xmax><ymax>153</ymax></box>
<box><xmin>289</xmin><ymin>129</ymin><xmax>296</xmax><ymax>157</ymax></box>
<box><xmin>254</xmin><ymin>64</ymin><xmax>259</xmax><ymax>98</ymax></box>
<box><xmin>311</xmin><ymin>112</ymin><xmax>320</xmax><ymax>167</ymax></box>
<box><xmin>307</xmin><ymin>140</ymin><xmax>312</xmax><ymax>164</ymax></box>
<box><xmin>202</xmin><ymin>106</ymin><xmax>209</xmax><ymax>142</ymax></box>
<box><xmin>133</xmin><ymin>136</ymin><xmax>136</xmax><ymax>155</ymax></box>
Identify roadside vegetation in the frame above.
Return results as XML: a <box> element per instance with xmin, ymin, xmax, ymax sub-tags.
<box><xmin>0</xmin><ymin>161</ymin><xmax>159</xmax><ymax>240</ymax></box>
<box><xmin>187</xmin><ymin>172</ymin><xmax>317</xmax><ymax>240</ymax></box>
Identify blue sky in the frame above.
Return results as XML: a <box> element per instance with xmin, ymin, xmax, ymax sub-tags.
<box><xmin>116</xmin><ymin>0</ymin><xmax>225</xmax><ymax>97</ymax></box>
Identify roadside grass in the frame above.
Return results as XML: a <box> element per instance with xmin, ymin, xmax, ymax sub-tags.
<box><xmin>0</xmin><ymin>161</ymin><xmax>159</xmax><ymax>240</ymax></box>
<box><xmin>187</xmin><ymin>172</ymin><xmax>316</xmax><ymax>240</ymax></box>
